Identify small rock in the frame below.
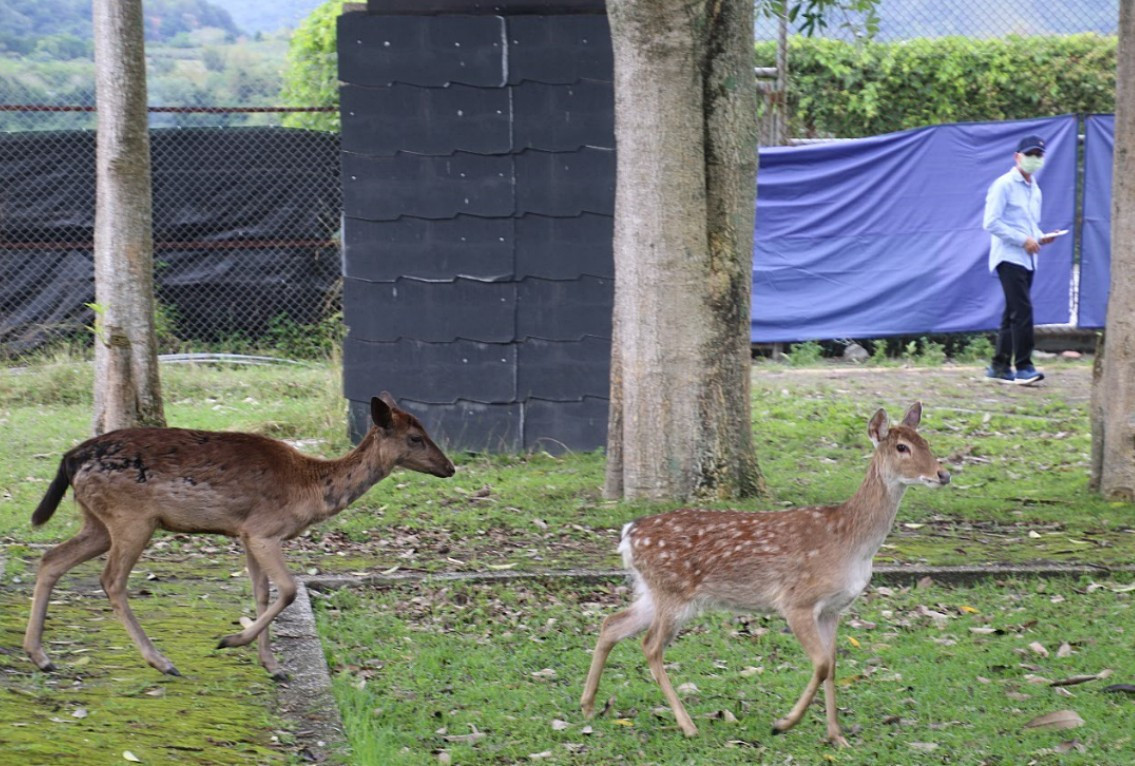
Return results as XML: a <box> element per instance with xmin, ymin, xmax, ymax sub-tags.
<box><xmin>843</xmin><ymin>343</ymin><xmax>870</xmax><ymax>362</ymax></box>
<box><xmin>1060</xmin><ymin>350</ymin><xmax>1082</xmax><ymax>359</ymax></box>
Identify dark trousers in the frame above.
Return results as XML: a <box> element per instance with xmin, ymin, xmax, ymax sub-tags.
<box><xmin>992</xmin><ymin>261</ymin><xmax>1035</xmax><ymax>370</ymax></box>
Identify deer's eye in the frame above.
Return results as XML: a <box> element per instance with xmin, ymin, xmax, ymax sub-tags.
<box><xmin>896</xmin><ymin>443</ymin><xmax>909</xmax><ymax>453</ymax></box>
<box><xmin>409</xmin><ymin>434</ymin><xmax>424</xmax><ymax>446</ymax></box>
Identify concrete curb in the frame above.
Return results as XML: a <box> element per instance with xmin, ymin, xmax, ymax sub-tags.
<box><xmin>274</xmin><ymin>581</ymin><xmax>348</xmax><ymax>764</ymax></box>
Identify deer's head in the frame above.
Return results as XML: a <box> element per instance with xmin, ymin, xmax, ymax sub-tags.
<box><xmin>868</xmin><ymin>402</ymin><xmax>950</xmax><ymax>488</ymax></box>
<box><xmin>371</xmin><ymin>393</ymin><xmax>455</xmax><ymax>478</ymax></box>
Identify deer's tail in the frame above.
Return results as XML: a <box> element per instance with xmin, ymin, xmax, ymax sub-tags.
<box><xmin>31</xmin><ymin>456</ymin><xmax>74</xmax><ymax>527</ymax></box>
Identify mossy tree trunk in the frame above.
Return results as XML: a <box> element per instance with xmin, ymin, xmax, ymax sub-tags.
<box><xmin>91</xmin><ymin>0</ymin><xmax>165</xmax><ymax>434</ymax></box>
<box><xmin>1091</xmin><ymin>0</ymin><xmax>1135</xmax><ymax>500</ymax></box>
<box><xmin>604</xmin><ymin>0</ymin><xmax>766</xmax><ymax>501</ymax></box>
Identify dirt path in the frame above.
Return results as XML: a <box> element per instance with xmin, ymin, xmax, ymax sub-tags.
<box><xmin>750</xmin><ymin>360</ymin><xmax>1092</xmax><ymax>415</ymax></box>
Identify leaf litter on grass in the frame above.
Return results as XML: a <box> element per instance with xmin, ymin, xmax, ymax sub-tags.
<box><xmin>313</xmin><ymin>573</ymin><xmax>1135</xmax><ymax>764</ymax></box>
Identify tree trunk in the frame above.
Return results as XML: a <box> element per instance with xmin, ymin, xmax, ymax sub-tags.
<box><xmin>1091</xmin><ymin>0</ymin><xmax>1135</xmax><ymax>500</ymax></box>
<box><xmin>91</xmin><ymin>0</ymin><xmax>165</xmax><ymax>433</ymax></box>
<box><xmin>604</xmin><ymin>0</ymin><xmax>766</xmax><ymax>501</ymax></box>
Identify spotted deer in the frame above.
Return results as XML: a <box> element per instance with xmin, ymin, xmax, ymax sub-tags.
<box><xmin>580</xmin><ymin>402</ymin><xmax>950</xmax><ymax>747</ymax></box>
<box><xmin>24</xmin><ymin>393</ymin><xmax>454</xmax><ymax>679</ymax></box>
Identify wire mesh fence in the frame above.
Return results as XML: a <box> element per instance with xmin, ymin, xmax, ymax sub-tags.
<box><xmin>0</xmin><ymin>106</ymin><xmax>340</xmax><ymax>363</ymax></box>
<box><xmin>755</xmin><ymin>0</ymin><xmax>1118</xmax><ymax>42</ymax></box>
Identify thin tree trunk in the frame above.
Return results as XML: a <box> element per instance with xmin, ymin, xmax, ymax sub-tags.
<box><xmin>605</xmin><ymin>0</ymin><xmax>765</xmax><ymax>501</ymax></box>
<box><xmin>1092</xmin><ymin>0</ymin><xmax>1135</xmax><ymax>500</ymax></box>
<box><xmin>91</xmin><ymin>0</ymin><xmax>165</xmax><ymax>433</ymax></box>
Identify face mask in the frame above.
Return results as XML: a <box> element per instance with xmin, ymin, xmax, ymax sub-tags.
<box><xmin>1019</xmin><ymin>155</ymin><xmax>1045</xmax><ymax>175</ymax></box>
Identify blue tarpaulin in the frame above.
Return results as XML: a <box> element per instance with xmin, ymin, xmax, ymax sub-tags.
<box><xmin>1080</xmin><ymin>114</ymin><xmax>1113</xmax><ymax>329</ymax></box>
<box><xmin>752</xmin><ymin>115</ymin><xmax>1080</xmax><ymax>342</ymax></box>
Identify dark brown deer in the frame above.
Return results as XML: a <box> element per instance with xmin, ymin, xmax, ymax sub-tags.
<box><xmin>580</xmin><ymin>403</ymin><xmax>950</xmax><ymax>747</ymax></box>
<box><xmin>24</xmin><ymin>393</ymin><xmax>454</xmax><ymax>679</ymax></box>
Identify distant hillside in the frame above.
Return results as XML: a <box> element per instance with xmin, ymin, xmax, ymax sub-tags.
<box><xmin>0</xmin><ymin>0</ymin><xmax>241</xmax><ymax>57</ymax></box>
<box><xmin>208</xmin><ymin>0</ymin><xmax>326</xmax><ymax>34</ymax></box>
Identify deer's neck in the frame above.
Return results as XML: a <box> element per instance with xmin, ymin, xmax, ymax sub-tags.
<box><xmin>840</xmin><ymin>459</ymin><xmax>908</xmax><ymax>557</ymax></box>
<box><xmin>317</xmin><ymin>430</ymin><xmax>391</xmax><ymax>517</ymax></box>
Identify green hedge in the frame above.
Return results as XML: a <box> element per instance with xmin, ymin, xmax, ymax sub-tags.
<box><xmin>756</xmin><ymin>34</ymin><xmax>1117</xmax><ymax>138</ymax></box>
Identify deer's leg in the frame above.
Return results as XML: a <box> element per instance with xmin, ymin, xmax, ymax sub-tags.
<box><xmin>99</xmin><ymin>520</ymin><xmax>176</xmax><ymax>675</ymax></box>
<box><xmin>217</xmin><ymin>537</ymin><xmax>295</xmax><ymax>650</ymax></box>
<box><xmin>581</xmin><ymin>598</ymin><xmax>654</xmax><ymax>717</ymax></box>
<box><xmin>817</xmin><ymin>612</ymin><xmax>849</xmax><ymax>747</ymax></box>
<box><xmin>24</xmin><ymin>512</ymin><xmax>111</xmax><ymax>671</ymax></box>
<box><xmin>642</xmin><ymin>614</ymin><xmax>697</xmax><ymax>737</ymax></box>
<box><xmin>773</xmin><ymin>607</ymin><xmax>833</xmax><ymax>739</ymax></box>
<box><xmin>245</xmin><ymin>546</ymin><xmax>287</xmax><ymax>681</ymax></box>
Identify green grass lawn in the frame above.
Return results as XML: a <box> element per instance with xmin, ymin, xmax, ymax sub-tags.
<box><xmin>4</xmin><ymin>356</ymin><xmax>1132</xmax><ymax>575</ymax></box>
<box><xmin>312</xmin><ymin>575</ymin><xmax>1135</xmax><ymax>765</ymax></box>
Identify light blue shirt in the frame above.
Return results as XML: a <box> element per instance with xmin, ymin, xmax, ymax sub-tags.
<box><xmin>983</xmin><ymin>166</ymin><xmax>1043</xmax><ymax>274</ymax></box>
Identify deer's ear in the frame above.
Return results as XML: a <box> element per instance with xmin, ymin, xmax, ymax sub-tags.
<box><xmin>868</xmin><ymin>408</ymin><xmax>889</xmax><ymax>446</ymax></box>
<box><xmin>902</xmin><ymin>401</ymin><xmax>922</xmax><ymax>429</ymax></box>
<box><xmin>371</xmin><ymin>396</ymin><xmax>396</xmax><ymax>431</ymax></box>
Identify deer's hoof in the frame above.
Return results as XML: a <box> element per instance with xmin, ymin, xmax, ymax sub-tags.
<box><xmin>269</xmin><ymin>669</ymin><xmax>290</xmax><ymax>682</ymax></box>
<box><xmin>217</xmin><ymin>633</ymin><xmax>241</xmax><ymax>649</ymax></box>
<box><xmin>163</xmin><ymin>665</ymin><xmax>182</xmax><ymax>677</ymax></box>
<box><xmin>39</xmin><ymin>661</ymin><xmax>57</xmax><ymax>673</ymax></box>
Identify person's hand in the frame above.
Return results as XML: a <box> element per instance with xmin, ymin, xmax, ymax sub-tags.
<box><xmin>1024</xmin><ymin>236</ymin><xmax>1040</xmax><ymax>254</ymax></box>
<box><xmin>1039</xmin><ymin>234</ymin><xmax>1056</xmax><ymax>245</ymax></box>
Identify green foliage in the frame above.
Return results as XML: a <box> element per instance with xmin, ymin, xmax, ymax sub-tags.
<box><xmin>756</xmin><ymin>34</ymin><xmax>1117</xmax><ymax>138</ymax></box>
<box><xmin>783</xmin><ymin>0</ymin><xmax>880</xmax><ymax>39</ymax></box>
<box><xmin>279</xmin><ymin>0</ymin><xmax>350</xmax><ymax>130</ymax></box>
<box><xmin>785</xmin><ymin>339</ymin><xmax>826</xmax><ymax>365</ymax></box>
<box><xmin>902</xmin><ymin>336</ymin><xmax>947</xmax><ymax>365</ymax></box>
<box><xmin>261</xmin><ymin>311</ymin><xmax>346</xmax><ymax>360</ymax></box>
<box><xmin>954</xmin><ymin>333</ymin><xmax>995</xmax><ymax>363</ymax></box>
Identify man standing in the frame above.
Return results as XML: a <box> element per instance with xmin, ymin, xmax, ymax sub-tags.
<box><xmin>983</xmin><ymin>134</ymin><xmax>1058</xmax><ymax>385</ymax></box>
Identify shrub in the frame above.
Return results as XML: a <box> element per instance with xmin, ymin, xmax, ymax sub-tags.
<box><xmin>756</xmin><ymin>34</ymin><xmax>1117</xmax><ymax>138</ymax></box>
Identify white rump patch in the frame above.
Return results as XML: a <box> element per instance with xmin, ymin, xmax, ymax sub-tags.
<box><xmin>618</xmin><ymin>522</ymin><xmax>636</xmax><ymax>569</ymax></box>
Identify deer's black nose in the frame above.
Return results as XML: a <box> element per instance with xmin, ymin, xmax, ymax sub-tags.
<box><xmin>938</xmin><ymin>470</ymin><xmax>951</xmax><ymax>485</ymax></box>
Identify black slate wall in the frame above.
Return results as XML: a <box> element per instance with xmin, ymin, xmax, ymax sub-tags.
<box><xmin>339</xmin><ymin>1</ymin><xmax>614</xmax><ymax>452</ymax></box>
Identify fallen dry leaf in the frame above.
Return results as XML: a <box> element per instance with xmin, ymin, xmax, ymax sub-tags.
<box><xmin>1056</xmin><ymin>642</ymin><xmax>1074</xmax><ymax>658</ymax></box>
<box><xmin>551</xmin><ymin>719</ymin><xmax>570</xmax><ymax>731</ymax></box>
<box><xmin>123</xmin><ymin>752</ymin><xmax>141</xmax><ymax>763</ymax></box>
<box><xmin>1023</xmin><ymin>709</ymin><xmax>1085</xmax><ymax>732</ymax></box>
<box><xmin>1028</xmin><ymin>641</ymin><xmax>1050</xmax><ymax>658</ymax></box>
<box><xmin>706</xmin><ymin>709</ymin><xmax>738</xmax><ymax>723</ymax></box>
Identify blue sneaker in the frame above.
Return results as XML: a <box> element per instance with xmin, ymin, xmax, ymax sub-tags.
<box><xmin>985</xmin><ymin>366</ymin><xmax>1014</xmax><ymax>383</ymax></box>
<box><xmin>1014</xmin><ymin>366</ymin><xmax>1045</xmax><ymax>385</ymax></box>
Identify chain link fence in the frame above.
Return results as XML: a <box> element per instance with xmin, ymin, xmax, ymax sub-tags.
<box><xmin>756</xmin><ymin>0</ymin><xmax>1117</xmax><ymax>42</ymax></box>
<box><xmin>0</xmin><ymin>106</ymin><xmax>340</xmax><ymax>363</ymax></box>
